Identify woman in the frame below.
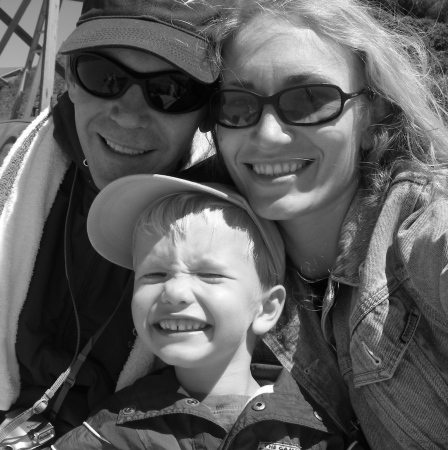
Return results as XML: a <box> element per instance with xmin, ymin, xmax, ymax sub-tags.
<box><xmin>205</xmin><ymin>0</ymin><xmax>448</xmax><ymax>448</ymax></box>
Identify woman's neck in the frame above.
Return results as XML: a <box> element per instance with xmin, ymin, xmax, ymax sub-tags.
<box><xmin>279</xmin><ymin>198</ymin><xmax>354</xmax><ymax>280</ymax></box>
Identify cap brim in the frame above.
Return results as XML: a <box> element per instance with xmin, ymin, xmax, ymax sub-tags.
<box><xmin>59</xmin><ymin>18</ymin><xmax>218</xmax><ymax>83</ymax></box>
<box><xmin>87</xmin><ymin>174</ymin><xmax>285</xmax><ymax>282</ymax></box>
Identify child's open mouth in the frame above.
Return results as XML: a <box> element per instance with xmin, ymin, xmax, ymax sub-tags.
<box><xmin>156</xmin><ymin>319</ymin><xmax>210</xmax><ymax>332</ymax></box>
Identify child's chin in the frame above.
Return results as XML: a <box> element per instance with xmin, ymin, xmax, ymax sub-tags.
<box><xmin>160</xmin><ymin>352</ymin><xmax>209</xmax><ymax>369</ymax></box>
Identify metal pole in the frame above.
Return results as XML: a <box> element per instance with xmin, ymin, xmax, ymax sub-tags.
<box><xmin>0</xmin><ymin>0</ymin><xmax>32</xmax><ymax>55</ymax></box>
<box><xmin>39</xmin><ymin>0</ymin><xmax>60</xmax><ymax>112</ymax></box>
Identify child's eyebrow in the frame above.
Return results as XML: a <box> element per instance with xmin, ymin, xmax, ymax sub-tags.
<box><xmin>192</xmin><ymin>255</ymin><xmax>232</xmax><ymax>270</ymax></box>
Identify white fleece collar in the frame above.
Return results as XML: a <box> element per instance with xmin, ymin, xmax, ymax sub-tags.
<box><xmin>0</xmin><ymin>110</ymin><xmax>70</xmax><ymax>409</ymax></box>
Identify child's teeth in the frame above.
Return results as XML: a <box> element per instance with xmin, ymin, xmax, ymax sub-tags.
<box><xmin>158</xmin><ymin>319</ymin><xmax>207</xmax><ymax>331</ymax></box>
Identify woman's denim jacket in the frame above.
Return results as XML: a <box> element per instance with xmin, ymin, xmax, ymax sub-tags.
<box><xmin>264</xmin><ymin>164</ymin><xmax>448</xmax><ymax>449</ymax></box>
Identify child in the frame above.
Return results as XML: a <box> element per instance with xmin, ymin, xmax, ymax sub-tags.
<box><xmin>51</xmin><ymin>175</ymin><xmax>360</xmax><ymax>450</ymax></box>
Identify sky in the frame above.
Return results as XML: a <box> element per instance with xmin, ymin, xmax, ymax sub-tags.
<box><xmin>0</xmin><ymin>0</ymin><xmax>82</xmax><ymax>68</ymax></box>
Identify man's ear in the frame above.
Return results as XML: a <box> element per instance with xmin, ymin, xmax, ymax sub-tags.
<box><xmin>65</xmin><ymin>57</ymin><xmax>77</xmax><ymax>102</ymax></box>
<box><xmin>199</xmin><ymin>110</ymin><xmax>215</xmax><ymax>133</ymax></box>
<box><xmin>251</xmin><ymin>285</ymin><xmax>286</xmax><ymax>336</ymax></box>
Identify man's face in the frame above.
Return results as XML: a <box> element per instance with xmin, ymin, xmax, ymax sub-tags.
<box><xmin>67</xmin><ymin>48</ymin><xmax>207</xmax><ymax>190</ymax></box>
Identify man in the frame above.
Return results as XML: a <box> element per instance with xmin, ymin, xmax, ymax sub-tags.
<box><xmin>0</xmin><ymin>0</ymin><xmax>221</xmax><ymax>437</ymax></box>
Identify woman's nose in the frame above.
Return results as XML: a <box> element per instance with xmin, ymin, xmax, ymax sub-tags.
<box><xmin>252</xmin><ymin>105</ymin><xmax>292</xmax><ymax>148</ymax></box>
<box><xmin>109</xmin><ymin>84</ymin><xmax>152</xmax><ymax>128</ymax></box>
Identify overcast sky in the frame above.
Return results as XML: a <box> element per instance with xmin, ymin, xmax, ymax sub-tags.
<box><xmin>0</xmin><ymin>0</ymin><xmax>82</xmax><ymax>68</ymax></box>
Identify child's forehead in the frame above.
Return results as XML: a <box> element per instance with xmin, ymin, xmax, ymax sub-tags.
<box><xmin>135</xmin><ymin>215</ymin><xmax>259</xmax><ymax>270</ymax></box>
<box><xmin>136</xmin><ymin>211</ymin><xmax>254</xmax><ymax>254</ymax></box>
<box><xmin>170</xmin><ymin>211</ymin><xmax>253</xmax><ymax>242</ymax></box>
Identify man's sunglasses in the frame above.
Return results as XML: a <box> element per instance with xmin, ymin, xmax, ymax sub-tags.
<box><xmin>70</xmin><ymin>52</ymin><xmax>210</xmax><ymax>114</ymax></box>
<box><xmin>210</xmin><ymin>84</ymin><xmax>370</xmax><ymax>128</ymax></box>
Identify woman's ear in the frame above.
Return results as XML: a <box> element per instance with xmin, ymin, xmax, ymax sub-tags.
<box><xmin>361</xmin><ymin>94</ymin><xmax>388</xmax><ymax>150</ymax></box>
<box><xmin>251</xmin><ymin>285</ymin><xmax>286</xmax><ymax>336</ymax></box>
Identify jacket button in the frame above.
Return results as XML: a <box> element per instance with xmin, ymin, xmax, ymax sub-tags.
<box><xmin>313</xmin><ymin>411</ymin><xmax>323</xmax><ymax>421</ymax></box>
<box><xmin>252</xmin><ymin>401</ymin><xmax>266</xmax><ymax>411</ymax></box>
<box><xmin>123</xmin><ymin>406</ymin><xmax>135</xmax><ymax>415</ymax></box>
<box><xmin>185</xmin><ymin>398</ymin><xmax>200</xmax><ymax>406</ymax></box>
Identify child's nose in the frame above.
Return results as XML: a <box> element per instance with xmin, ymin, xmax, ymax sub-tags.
<box><xmin>160</xmin><ymin>277</ymin><xmax>195</xmax><ymax>305</ymax></box>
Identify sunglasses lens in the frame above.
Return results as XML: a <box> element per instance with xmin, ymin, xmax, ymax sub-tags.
<box><xmin>211</xmin><ymin>91</ymin><xmax>259</xmax><ymax>127</ymax></box>
<box><xmin>280</xmin><ymin>86</ymin><xmax>342</xmax><ymax>124</ymax></box>
<box><xmin>213</xmin><ymin>86</ymin><xmax>344</xmax><ymax>128</ymax></box>
<box><xmin>146</xmin><ymin>73</ymin><xmax>206</xmax><ymax>113</ymax></box>
<box><xmin>75</xmin><ymin>54</ymin><xmax>128</xmax><ymax>97</ymax></box>
<box><xmin>74</xmin><ymin>54</ymin><xmax>207</xmax><ymax>113</ymax></box>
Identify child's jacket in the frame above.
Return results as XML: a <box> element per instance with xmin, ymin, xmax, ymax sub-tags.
<box><xmin>51</xmin><ymin>364</ymin><xmax>363</xmax><ymax>450</ymax></box>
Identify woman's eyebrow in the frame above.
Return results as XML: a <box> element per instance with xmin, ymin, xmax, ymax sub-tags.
<box><xmin>223</xmin><ymin>72</ymin><xmax>331</xmax><ymax>89</ymax></box>
<box><xmin>222</xmin><ymin>77</ymin><xmax>256</xmax><ymax>89</ymax></box>
<box><xmin>285</xmin><ymin>73</ymin><xmax>331</xmax><ymax>86</ymax></box>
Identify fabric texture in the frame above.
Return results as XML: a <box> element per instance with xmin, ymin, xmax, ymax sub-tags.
<box><xmin>267</xmin><ymin>165</ymin><xmax>448</xmax><ymax>449</ymax></box>
<box><xmin>51</xmin><ymin>365</ymin><xmax>352</xmax><ymax>450</ymax></box>
<box><xmin>0</xmin><ymin>110</ymin><xmax>70</xmax><ymax>409</ymax></box>
<box><xmin>59</xmin><ymin>0</ymin><xmax>222</xmax><ymax>83</ymax></box>
<box><xmin>0</xmin><ymin>103</ymin><xmax>168</xmax><ymax>416</ymax></box>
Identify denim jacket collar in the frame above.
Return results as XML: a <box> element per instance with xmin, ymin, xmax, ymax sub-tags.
<box><xmin>330</xmin><ymin>189</ymin><xmax>379</xmax><ymax>287</ymax></box>
<box><xmin>331</xmin><ymin>165</ymin><xmax>432</xmax><ymax>287</ymax></box>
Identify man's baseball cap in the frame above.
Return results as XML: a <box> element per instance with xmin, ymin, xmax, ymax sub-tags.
<box><xmin>59</xmin><ymin>0</ymin><xmax>224</xmax><ymax>83</ymax></box>
<box><xmin>87</xmin><ymin>174</ymin><xmax>286</xmax><ymax>283</ymax></box>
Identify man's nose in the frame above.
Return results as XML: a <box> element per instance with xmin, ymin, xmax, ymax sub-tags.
<box><xmin>109</xmin><ymin>84</ymin><xmax>152</xmax><ymax>128</ymax></box>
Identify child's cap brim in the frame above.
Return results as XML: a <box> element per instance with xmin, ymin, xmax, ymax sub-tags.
<box><xmin>87</xmin><ymin>174</ymin><xmax>285</xmax><ymax>283</ymax></box>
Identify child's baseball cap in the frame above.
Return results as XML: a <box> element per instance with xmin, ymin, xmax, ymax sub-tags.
<box><xmin>87</xmin><ymin>174</ymin><xmax>285</xmax><ymax>283</ymax></box>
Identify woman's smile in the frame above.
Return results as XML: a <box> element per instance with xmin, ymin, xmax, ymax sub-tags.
<box><xmin>251</xmin><ymin>159</ymin><xmax>314</xmax><ymax>176</ymax></box>
<box><xmin>217</xmin><ymin>15</ymin><xmax>368</xmax><ymax>223</ymax></box>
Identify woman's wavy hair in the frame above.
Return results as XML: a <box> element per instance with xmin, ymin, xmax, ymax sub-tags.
<box><xmin>205</xmin><ymin>0</ymin><xmax>448</xmax><ymax>204</ymax></box>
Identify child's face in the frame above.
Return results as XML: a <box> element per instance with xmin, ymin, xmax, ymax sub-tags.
<box><xmin>132</xmin><ymin>212</ymin><xmax>267</xmax><ymax>370</ymax></box>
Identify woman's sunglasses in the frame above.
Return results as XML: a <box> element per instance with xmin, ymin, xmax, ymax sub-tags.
<box><xmin>210</xmin><ymin>84</ymin><xmax>370</xmax><ymax>128</ymax></box>
<box><xmin>70</xmin><ymin>52</ymin><xmax>210</xmax><ymax>114</ymax></box>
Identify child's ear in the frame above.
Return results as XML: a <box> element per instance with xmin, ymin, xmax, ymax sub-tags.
<box><xmin>251</xmin><ymin>285</ymin><xmax>286</xmax><ymax>336</ymax></box>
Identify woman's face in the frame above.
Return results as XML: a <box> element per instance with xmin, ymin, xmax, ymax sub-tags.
<box><xmin>216</xmin><ymin>15</ymin><xmax>371</xmax><ymax>222</ymax></box>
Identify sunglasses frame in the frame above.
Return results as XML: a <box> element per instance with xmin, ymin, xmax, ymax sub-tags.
<box><xmin>210</xmin><ymin>84</ymin><xmax>370</xmax><ymax>128</ymax></box>
<box><xmin>70</xmin><ymin>52</ymin><xmax>210</xmax><ymax>114</ymax></box>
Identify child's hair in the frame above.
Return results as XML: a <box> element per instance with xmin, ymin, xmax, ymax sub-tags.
<box><xmin>133</xmin><ymin>191</ymin><xmax>281</xmax><ymax>290</ymax></box>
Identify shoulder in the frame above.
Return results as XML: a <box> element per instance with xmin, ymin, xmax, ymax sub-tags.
<box><xmin>384</xmin><ymin>168</ymin><xmax>448</xmax><ymax>315</ymax></box>
<box><xmin>106</xmin><ymin>366</ymin><xmax>180</xmax><ymax>413</ymax></box>
<box><xmin>52</xmin><ymin>405</ymin><xmax>121</xmax><ymax>449</ymax></box>
<box><xmin>390</xmin><ymin>168</ymin><xmax>448</xmax><ymax>246</ymax></box>
<box><xmin>253</xmin><ymin>365</ymin><xmax>341</xmax><ymax>432</ymax></box>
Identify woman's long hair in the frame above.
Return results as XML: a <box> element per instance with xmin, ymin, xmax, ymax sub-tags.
<box><xmin>205</xmin><ymin>0</ymin><xmax>448</xmax><ymax>205</ymax></box>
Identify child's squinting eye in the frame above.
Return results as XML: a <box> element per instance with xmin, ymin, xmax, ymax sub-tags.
<box><xmin>198</xmin><ymin>273</ymin><xmax>226</xmax><ymax>280</ymax></box>
<box><xmin>143</xmin><ymin>272</ymin><xmax>167</xmax><ymax>280</ymax></box>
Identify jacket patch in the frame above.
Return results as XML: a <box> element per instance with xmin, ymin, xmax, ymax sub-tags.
<box><xmin>257</xmin><ymin>443</ymin><xmax>301</xmax><ymax>450</ymax></box>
